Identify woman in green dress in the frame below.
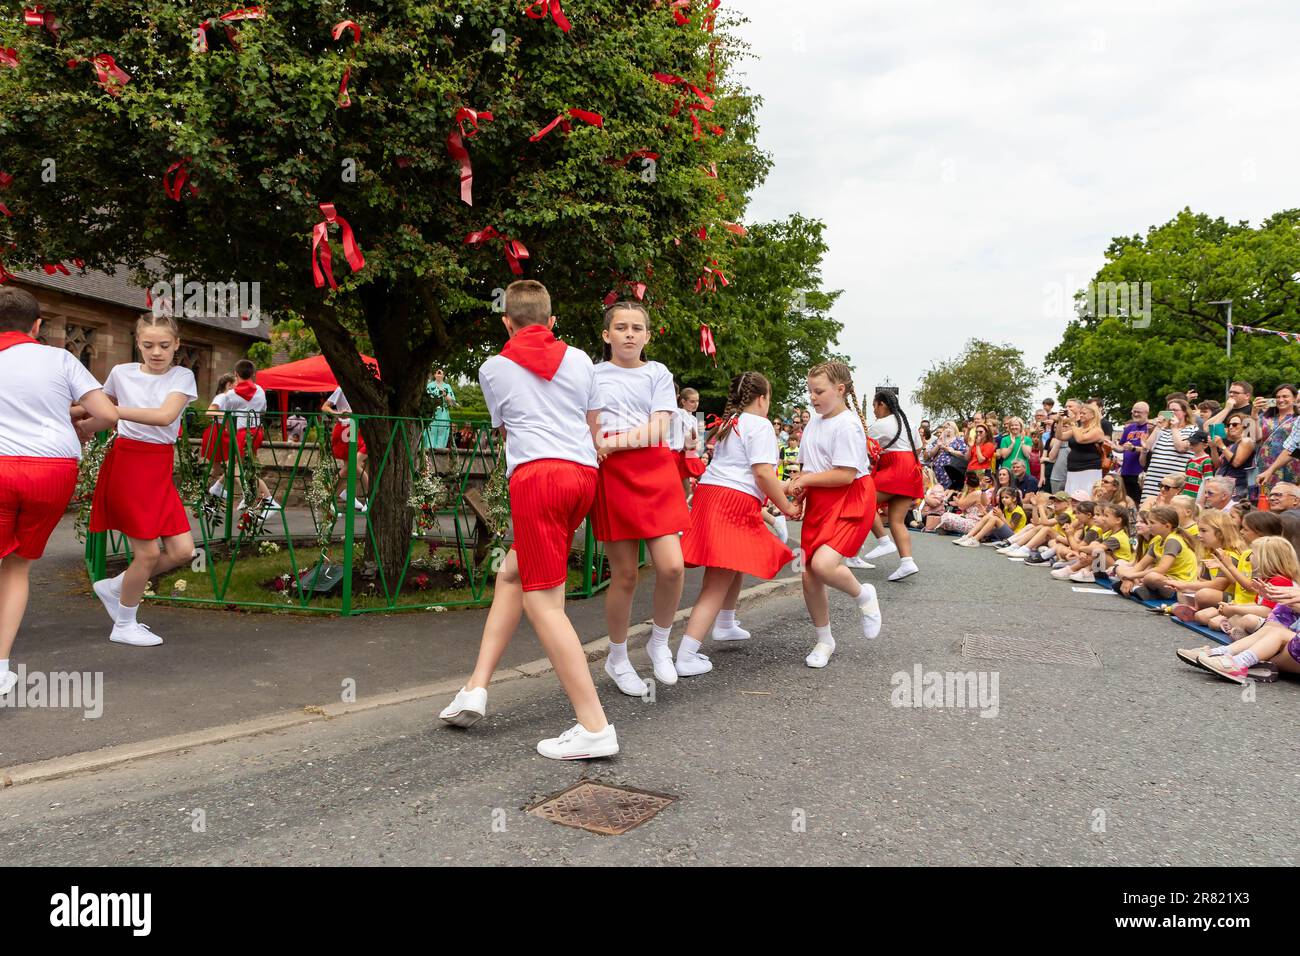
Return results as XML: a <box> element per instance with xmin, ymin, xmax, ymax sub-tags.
<box><xmin>424</xmin><ymin>369</ymin><xmax>457</xmax><ymax>450</ymax></box>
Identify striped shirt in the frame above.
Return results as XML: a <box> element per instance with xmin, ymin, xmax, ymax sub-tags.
<box><xmin>1182</xmin><ymin>453</ymin><xmax>1213</xmax><ymax>498</ymax></box>
<box><xmin>1140</xmin><ymin>425</ymin><xmax>1195</xmax><ymax>501</ymax></box>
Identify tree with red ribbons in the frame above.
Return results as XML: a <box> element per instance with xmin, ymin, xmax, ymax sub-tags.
<box><xmin>0</xmin><ymin>1</ymin><xmax>838</xmax><ymax>579</ymax></box>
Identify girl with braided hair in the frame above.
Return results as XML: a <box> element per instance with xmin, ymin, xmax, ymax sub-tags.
<box><xmin>677</xmin><ymin>371</ymin><xmax>800</xmax><ymax>676</ymax></box>
<box><xmin>787</xmin><ymin>363</ymin><xmax>883</xmax><ymax>667</ymax></box>
<box><xmin>860</xmin><ymin>389</ymin><xmax>924</xmax><ymax>580</ymax></box>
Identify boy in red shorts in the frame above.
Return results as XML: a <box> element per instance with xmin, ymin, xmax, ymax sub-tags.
<box><xmin>0</xmin><ymin>287</ymin><xmax>118</xmax><ymax>695</ymax></box>
<box><xmin>438</xmin><ymin>279</ymin><xmax>616</xmax><ymax>759</ymax></box>
<box><xmin>207</xmin><ymin>359</ymin><xmax>280</xmax><ymax>514</ymax></box>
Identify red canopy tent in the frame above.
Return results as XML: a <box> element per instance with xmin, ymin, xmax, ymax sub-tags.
<box><xmin>255</xmin><ymin>354</ymin><xmax>380</xmax><ymax>440</ymax></box>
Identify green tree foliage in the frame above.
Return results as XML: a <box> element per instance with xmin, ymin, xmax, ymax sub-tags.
<box><xmin>246</xmin><ymin>315</ymin><xmax>321</xmax><ymax>368</ymax></box>
<box><xmin>1046</xmin><ymin>208</ymin><xmax>1300</xmax><ymax>411</ymax></box>
<box><xmin>913</xmin><ymin>339</ymin><xmax>1039</xmax><ymax>422</ymax></box>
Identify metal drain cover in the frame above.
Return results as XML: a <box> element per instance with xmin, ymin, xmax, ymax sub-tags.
<box><xmin>527</xmin><ymin>781</ymin><xmax>675</xmax><ymax>835</ymax></box>
<box><xmin>961</xmin><ymin>633</ymin><xmax>1102</xmax><ymax>667</ymax></box>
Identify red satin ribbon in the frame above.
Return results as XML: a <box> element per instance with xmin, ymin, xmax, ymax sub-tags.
<box><xmin>311</xmin><ymin>203</ymin><xmax>366</xmax><ymax>290</ymax></box>
<box><xmin>24</xmin><ymin>6</ymin><xmax>60</xmax><ymax>38</ymax></box>
<box><xmin>602</xmin><ymin>278</ymin><xmax>648</xmax><ymax>306</ymax></box>
<box><xmin>700</xmin><ymin>325</ymin><xmax>718</xmax><ymax>365</ymax></box>
<box><xmin>42</xmin><ymin>262</ymin><xmax>70</xmax><ymax>275</ymax></box>
<box><xmin>0</xmin><ymin>48</ymin><xmax>18</xmax><ymax>68</ymax></box>
<box><xmin>0</xmin><ymin>170</ymin><xmax>12</xmax><ymax>189</ymax></box>
<box><xmin>605</xmin><ymin>149</ymin><xmax>659</xmax><ymax>167</ymax></box>
<box><xmin>447</xmin><ymin>107</ymin><xmax>494</xmax><ymax>205</ymax></box>
<box><xmin>654</xmin><ymin>73</ymin><xmax>714</xmax><ymax>111</ymax></box>
<box><xmin>332</xmin><ymin>20</ymin><xmax>361</xmax><ymax>108</ymax></box>
<box><xmin>164</xmin><ymin>157</ymin><xmax>199</xmax><ymax>201</ymax></box>
<box><xmin>529</xmin><ymin>108</ymin><xmax>603</xmax><ymax>141</ymax></box>
<box><xmin>525</xmin><ymin>0</ymin><xmax>571</xmax><ymax>33</ymax></box>
<box><xmin>68</xmin><ymin>54</ymin><xmax>131</xmax><ymax>95</ymax></box>
<box><xmin>0</xmin><ymin>202</ymin><xmax>11</xmax><ymax>218</ymax></box>
<box><xmin>724</xmin><ymin>222</ymin><xmax>746</xmax><ymax>236</ymax></box>
<box><xmin>218</xmin><ymin>6</ymin><xmax>265</xmax><ymax>21</ymax></box>
<box><xmin>703</xmin><ymin>0</ymin><xmax>721</xmax><ymax>33</ymax></box>
<box><xmin>695</xmin><ymin>261</ymin><xmax>729</xmax><ymax>293</ymax></box>
<box><xmin>464</xmin><ymin>227</ymin><xmax>530</xmax><ymax>276</ymax></box>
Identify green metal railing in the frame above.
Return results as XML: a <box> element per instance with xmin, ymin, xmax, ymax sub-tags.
<box><xmin>83</xmin><ymin>409</ymin><xmax>617</xmax><ymax>614</ymax></box>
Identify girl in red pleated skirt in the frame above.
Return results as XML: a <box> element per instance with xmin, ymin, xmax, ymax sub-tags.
<box><xmin>199</xmin><ymin>372</ymin><xmax>235</xmax><ymax>471</ymax></box>
<box><xmin>87</xmin><ymin>314</ymin><xmax>199</xmax><ymax>648</ymax></box>
<box><xmin>592</xmin><ymin>302</ymin><xmax>694</xmax><ymax>695</ymax></box>
<box><xmin>861</xmin><ymin>389</ymin><xmax>925</xmax><ymax>580</ymax></box>
<box><xmin>672</xmin><ymin>387</ymin><xmax>707</xmax><ymax>498</ymax></box>
<box><xmin>785</xmin><ymin>362</ymin><xmax>883</xmax><ymax>669</ymax></box>
<box><xmin>676</xmin><ymin>372</ymin><xmax>800</xmax><ymax>677</ymax></box>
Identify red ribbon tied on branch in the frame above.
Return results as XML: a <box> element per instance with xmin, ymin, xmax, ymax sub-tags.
<box><xmin>700</xmin><ymin>324</ymin><xmax>718</xmax><ymax>365</ymax></box>
<box><xmin>723</xmin><ymin>222</ymin><xmax>746</xmax><ymax>236</ymax></box>
<box><xmin>67</xmin><ymin>54</ymin><xmax>131</xmax><ymax>96</ymax></box>
<box><xmin>529</xmin><ymin>108</ymin><xmax>603</xmax><ymax>142</ymax></box>
<box><xmin>525</xmin><ymin>0</ymin><xmax>571</xmax><ymax>33</ymax></box>
<box><xmin>24</xmin><ymin>6</ymin><xmax>61</xmax><ymax>38</ymax></box>
<box><xmin>0</xmin><ymin>202</ymin><xmax>11</xmax><ymax>219</ymax></box>
<box><xmin>602</xmin><ymin>275</ymin><xmax>648</xmax><ymax>306</ymax></box>
<box><xmin>331</xmin><ymin>20</ymin><xmax>361</xmax><ymax>108</ymax></box>
<box><xmin>447</xmin><ymin>107</ymin><xmax>494</xmax><ymax>205</ymax></box>
<box><xmin>42</xmin><ymin>262</ymin><xmax>70</xmax><ymax>276</ymax></box>
<box><xmin>197</xmin><ymin>7</ymin><xmax>266</xmax><ymax>52</ymax></box>
<box><xmin>0</xmin><ymin>173</ymin><xmax>10</xmax><ymax>219</ymax></box>
<box><xmin>0</xmin><ymin>48</ymin><xmax>18</xmax><ymax>69</ymax></box>
<box><xmin>311</xmin><ymin>203</ymin><xmax>366</xmax><ymax>290</ymax></box>
<box><xmin>695</xmin><ymin>261</ymin><xmax>729</xmax><ymax>293</ymax></box>
<box><xmin>164</xmin><ymin>157</ymin><xmax>199</xmax><ymax>201</ymax></box>
<box><xmin>605</xmin><ymin>149</ymin><xmax>659</xmax><ymax>168</ymax></box>
<box><xmin>464</xmin><ymin>227</ymin><xmax>530</xmax><ymax>276</ymax></box>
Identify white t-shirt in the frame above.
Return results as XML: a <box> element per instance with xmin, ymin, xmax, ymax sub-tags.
<box><xmin>479</xmin><ymin>346</ymin><xmax>600</xmax><ymax>477</ymax></box>
<box><xmin>699</xmin><ymin>412</ymin><xmax>780</xmax><ymax>501</ymax></box>
<box><xmin>869</xmin><ymin>415</ymin><xmax>918</xmax><ymax>454</ymax></box>
<box><xmin>593</xmin><ymin>361</ymin><xmax>677</xmax><ymax>435</ymax></box>
<box><xmin>326</xmin><ymin>387</ymin><xmax>351</xmax><ymax>414</ymax></box>
<box><xmin>102</xmin><ymin>363</ymin><xmax>198</xmax><ymax>445</ymax></box>
<box><xmin>669</xmin><ymin>407</ymin><xmax>701</xmax><ymax>452</ymax></box>
<box><xmin>0</xmin><ymin>342</ymin><xmax>103</xmax><ymax>459</ymax></box>
<box><xmin>214</xmin><ymin>382</ymin><xmax>267</xmax><ymax>429</ymax></box>
<box><xmin>799</xmin><ymin>410</ymin><xmax>870</xmax><ymax>478</ymax></box>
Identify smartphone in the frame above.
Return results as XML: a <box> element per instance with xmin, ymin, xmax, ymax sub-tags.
<box><xmin>1158</xmin><ymin>410</ymin><xmax>1175</xmax><ymax>420</ymax></box>
<box><xmin>1268</xmin><ymin>399</ymin><xmax>1278</xmax><ymax>409</ymax></box>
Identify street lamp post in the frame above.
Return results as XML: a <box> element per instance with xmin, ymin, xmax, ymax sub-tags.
<box><xmin>1207</xmin><ymin>299</ymin><xmax>1233</xmax><ymax>393</ymax></box>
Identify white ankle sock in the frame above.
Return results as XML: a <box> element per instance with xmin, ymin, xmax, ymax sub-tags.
<box><xmin>0</xmin><ymin>658</ymin><xmax>9</xmax><ymax>677</ymax></box>
<box><xmin>678</xmin><ymin>635</ymin><xmax>702</xmax><ymax>660</ymax></box>
<box><xmin>117</xmin><ymin>603</ymin><xmax>139</xmax><ymax>626</ymax></box>
<box><xmin>814</xmin><ymin>624</ymin><xmax>835</xmax><ymax>652</ymax></box>
<box><xmin>649</xmin><ymin>623</ymin><xmax>672</xmax><ymax>648</ymax></box>
<box><xmin>718</xmin><ymin>608</ymin><xmax>736</xmax><ymax>627</ymax></box>
<box><xmin>898</xmin><ymin>557</ymin><xmax>917</xmax><ymax>569</ymax></box>
<box><xmin>608</xmin><ymin>640</ymin><xmax>629</xmax><ymax>666</ymax></box>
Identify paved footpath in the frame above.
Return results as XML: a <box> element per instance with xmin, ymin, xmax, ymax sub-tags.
<box><xmin>3</xmin><ymin>532</ymin><xmax>1296</xmax><ymax>865</ymax></box>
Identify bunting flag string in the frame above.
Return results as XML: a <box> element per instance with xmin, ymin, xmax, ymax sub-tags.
<box><xmin>1228</xmin><ymin>321</ymin><xmax>1300</xmax><ymax>344</ymax></box>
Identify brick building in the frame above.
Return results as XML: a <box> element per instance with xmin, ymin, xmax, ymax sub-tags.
<box><xmin>9</xmin><ymin>263</ymin><xmax>269</xmax><ymax>398</ymax></box>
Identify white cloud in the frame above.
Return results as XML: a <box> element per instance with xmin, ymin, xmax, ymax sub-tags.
<box><xmin>732</xmin><ymin>0</ymin><xmax>1300</xmax><ymax>418</ymax></box>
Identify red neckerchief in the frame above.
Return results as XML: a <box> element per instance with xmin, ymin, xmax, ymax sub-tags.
<box><xmin>499</xmin><ymin>324</ymin><xmax>567</xmax><ymax>381</ymax></box>
<box><xmin>0</xmin><ymin>332</ymin><xmax>39</xmax><ymax>353</ymax></box>
<box><xmin>233</xmin><ymin>380</ymin><xmax>258</xmax><ymax>400</ymax></box>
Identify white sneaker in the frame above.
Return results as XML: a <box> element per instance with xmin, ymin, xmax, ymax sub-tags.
<box><xmin>1050</xmin><ymin>566</ymin><xmax>1074</xmax><ymax>580</ymax></box>
<box><xmin>955</xmin><ymin>538</ymin><xmax>980</xmax><ymax>548</ymax></box>
<box><xmin>844</xmin><ymin>556</ymin><xmax>875</xmax><ymax>569</ymax></box>
<box><xmin>985</xmin><ymin>540</ymin><xmax>1007</xmax><ymax>548</ymax></box>
<box><xmin>109</xmin><ymin>622</ymin><xmax>163</xmax><ymax>647</ymax></box>
<box><xmin>712</xmin><ymin>621</ymin><xmax>751</xmax><ymax>642</ymax></box>
<box><xmin>675</xmin><ymin>650</ymin><xmax>713</xmax><ymax>676</ymax></box>
<box><xmin>439</xmin><ymin>686</ymin><xmax>487</xmax><ymax>727</ymax></box>
<box><xmin>605</xmin><ymin>657</ymin><xmax>648</xmax><ymax>697</ymax></box>
<box><xmin>537</xmin><ymin>723</ymin><xmax>619</xmax><ymax>760</ymax></box>
<box><xmin>858</xmin><ymin>583</ymin><xmax>882</xmax><ymax>638</ymax></box>
<box><xmin>208</xmin><ymin>481</ymin><xmax>226</xmax><ymax>499</ymax></box>
<box><xmin>647</xmin><ymin>641</ymin><xmax>678</xmax><ymax>685</ymax></box>
<box><xmin>0</xmin><ymin>670</ymin><xmax>16</xmax><ymax>698</ymax></box>
<box><xmin>92</xmin><ymin>575</ymin><xmax>122</xmax><ymax>621</ymax></box>
<box><xmin>952</xmin><ymin>536</ymin><xmax>970</xmax><ymax>545</ymax></box>
<box><xmin>805</xmin><ymin>642</ymin><xmax>834</xmax><ymax>668</ymax></box>
<box><xmin>260</xmin><ymin>497</ymin><xmax>283</xmax><ymax>512</ymax></box>
<box><xmin>1005</xmin><ymin>546</ymin><xmax>1031</xmax><ymax>558</ymax></box>
<box><xmin>863</xmin><ymin>539</ymin><xmax>898</xmax><ymax>560</ymax></box>
<box><xmin>355</xmin><ymin>500</ymin><xmax>369</xmax><ymax>513</ymax></box>
<box><xmin>1069</xmin><ymin>570</ymin><xmax>1096</xmax><ymax>583</ymax></box>
<box><xmin>887</xmin><ymin>560</ymin><xmax>918</xmax><ymax>582</ymax></box>
<box><xmin>338</xmin><ymin>491</ymin><xmax>348</xmax><ymax>502</ymax></box>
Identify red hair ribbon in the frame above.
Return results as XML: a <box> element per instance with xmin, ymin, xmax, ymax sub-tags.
<box><xmin>447</xmin><ymin>107</ymin><xmax>494</xmax><ymax>205</ymax></box>
<box><xmin>68</xmin><ymin>54</ymin><xmax>131</xmax><ymax>95</ymax></box>
<box><xmin>311</xmin><ymin>202</ymin><xmax>366</xmax><ymax>290</ymax></box>
<box><xmin>605</xmin><ymin>149</ymin><xmax>659</xmax><ymax>167</ymax></box>
<box><xmin>164</xmin><ymin>157</ymin><xmax>199</xmax><ymax>201</ymax></box>
<box><xmin>695</xmin><ymin>261</ymin><xmax>729</xmax><ymax>293</ymax></box>
<box><xmin>0</xmin><ymin>48</ymin><xmax>18</xmax><ymax>68</ymax></box>
<box><xmin>700</xmin><ymin>324</ymin><xmax>718</xmax><ymax>365</ymax></box>
<box><xmin>464</xmin><ymin>226</ymin><xmax>530</xmax><ymax>276</ymax></box>
<box><xmin>529</xmin><ymin>108</ymin><xmax>603</xmax><ymax>142</ymax></box>
<box><xmin>24</xmin><ymin>6</ymin><xmax>61</xmax><ymax>38</ymax></box>
<box><xmin>332</xmin><ymin>20</ymin><xmax>361</xmax><ymax>108</ymax></box>
<box><xmin>42</xmin><ymin>262</ymin><xmax>70</xmax><ymax>275</ymax></box>
<box><xmin>525</xmin><ymin>0</ymin><xmax>571</xmax><ymax>33</ymax></box>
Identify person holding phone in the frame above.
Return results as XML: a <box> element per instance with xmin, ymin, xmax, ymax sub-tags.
<box><xmin>1254</xmin><ymin>383</ymin><xmax>1300</xmax><ymax>494</ymax></box>
<box><xmin>1140</xmin><ymin>399</ymin><xmax>1195</xmax><ymax>502</ymax></box>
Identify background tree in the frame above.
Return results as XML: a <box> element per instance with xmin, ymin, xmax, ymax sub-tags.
<box><xmin>1046</xmin><ymin>208</ymin><xmax>1300</xmax><ymax>412</ymax></box>
<box><xmin>246</xmin><ymin>315</ymin><xmax>322</xmax><ymax>368</ymax></box>
<box><xmin>912</xmin><ymin>338</ymin><xmax>1038</xmax><ymax>423</ymax></box>
<box><xmin>0</xmin><ymin>1</ymin><xmax>781</xmax><ymax>578</ymax></box>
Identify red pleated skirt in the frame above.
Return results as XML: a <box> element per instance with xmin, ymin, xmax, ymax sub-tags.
<box><xmin>508</xmin><ymin>459</ymin><xmax>598</xmax><ymax>592</ymax></box>
<box><xmin>89</xmin><ymin>437</ymin><xmax>191</xmax><ymax>540</ymax></box>
<box><xmin>801</xmin><ymin>475</ymin><xmax>876</xmax><ymax>559</ymax></box>
<box><xmin>331</xmin><ymin>421</ymin><xmax>368</xmax><ymax>460</ymax></box>
<box><xmin>593</xmin><ymin>444</ymin><xmax>691</xmax><ymax>542</ymax></box>
<box><xmin>682</xmin><ymin>484</ymin><xmax>793</xmax><ymax>579</ymax></box>
<box><xmin>675</xmin><ymin>450</ymin><xmax>707</xmax><ymax>479</ymax></box>
<box><xmin>872</xmin><ymin>449</ymin><xmax>923</xmax><ymax>499</ymax></box>
<box><xmin>200</xmin><ymin>423</ymin><xmax>229</xmax><ymax>463</ymax></box>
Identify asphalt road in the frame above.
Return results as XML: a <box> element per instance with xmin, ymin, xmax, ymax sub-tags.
<box><xmin>3</xmin><ymin>533</ymin><xmax>1297</xmax><ymax>865</ymax></box>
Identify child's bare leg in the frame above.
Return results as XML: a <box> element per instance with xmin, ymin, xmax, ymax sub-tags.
<box><xmin>720</xmin><ymin>569</ymin><xmax>744</xmax><ymax>615</ymax></box>
<box><xmin>645</xmin><ymin>534</ymin><xmax>686</xmax><ymax>629</ymax></box>
<box><xmin>682</xmin><ymin>567</ymin><xmax>736</xmax><ymax>641</ymax></box>
<box><xmin>466</xmin><ymin>549</ymin><xmax>523</xmax><ymax>690</ymax></box>
<box><xmin>1194</xmin><ymin>586</ymin><xmax>1225</xmax><ymax>610</ymax></box>
<box><xmin>521</xmin><ymin>584</ymin><xmax>607</xmax><ymax>731</ymax></box>
<box><xmin>802</xmin><ymin>564</ymin><xmax>830</xmax><ymax>628</ymax></box>
<box><xmin>602</xmin><ymin>539</ymin><xmax>641</xmax><ymax>648</ymax></box>
<box><xmin>120</xmin><ymin>538</ymin><xmax>163</xmax><ymax>608</ymax></box>
<box><xmin>887</xmin><ymin>498</ymin><xmax>914</xmax><ymax>557</ymax></box>
<box><xmin>0</xmin><ymin>555</ymin><xmax>33</xmax><ymax>660</ymax></box>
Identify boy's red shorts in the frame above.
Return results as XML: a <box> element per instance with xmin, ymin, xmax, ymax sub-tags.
<box><xmin>0</xmin><ymin>456</ymin><xmax>79</xmax><ymax>560</ymax></box>
<box><xmin>331</xmin><ymin>421</ymin><xmax>368</xmax><ymax>461</ymax></box>
<box><xmin>508</xmin><ymin>459</ymin><xmax>598</xmax><ymax>592</ymax></box>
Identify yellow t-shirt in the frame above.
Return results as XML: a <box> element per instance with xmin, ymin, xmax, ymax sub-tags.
<box><xmin>1230</xmin><ymin>550</ymin><xmax>1253</xmax><ymax>604</ymax></box>
<box><xmin>1101</xmin><ymin>528</ymin><xmax>1134</xmax><ymax>563</ymax></box>
<box><xmin>1007</xmin><ymin>506</ymin><xmax>1027</xmax><ymax>532</ymax></box>
<box><xmin>1152</xmin><ymin>530</ymin><xmax>1198</xmax><ymax>582</ymax></box>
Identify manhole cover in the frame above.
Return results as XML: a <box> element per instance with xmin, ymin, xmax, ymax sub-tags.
<box><xmin>960</xmin><ymin>633</ymin><xmax>1102</xmax><ymax>667</ymax></box>
<box><xmin>527</xmin><ymin>781</ymin><xmax>675</xmax><ymax>835</ymax></box>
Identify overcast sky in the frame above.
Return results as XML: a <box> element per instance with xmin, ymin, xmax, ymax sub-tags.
<box><xmin>733</xmin><ymin>0</ymin><xmax>1300</xmax><ymax>421</ymax></box>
